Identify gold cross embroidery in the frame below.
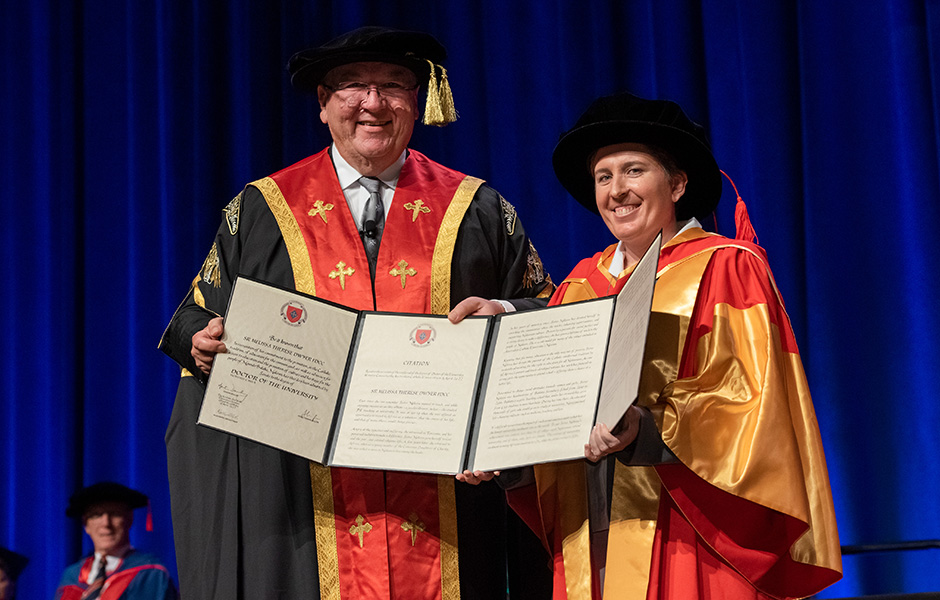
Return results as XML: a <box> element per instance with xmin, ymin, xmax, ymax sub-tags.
<box><xmin>349</xmin><ymin>514</ymin><xmax>372</xmax><ymax>548</ymax></box>
<box><xmin>403</xmin><ymin>199</ymin><xmax>430</xmax><ymax>222</ymax></box>
<box><xmin>308</xmin><ymin>200</ymin><xmax>335</xmax><ymax>223</ymax></box>
<box><xmin>329</xmin><ymin>261</ymin><xmax>355</xmax><ymax>290</ymax></box>
<box><xmin>401</xmin><ymin>513</ymin><xmax>426</xmax><ymax>547</ymax></box>
<box><xmin>389</xmin><ymin>260</ymin><xmax>417</xmax><ymax>289</ymax></box>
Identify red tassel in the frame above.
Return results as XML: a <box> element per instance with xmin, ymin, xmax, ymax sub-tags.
<box><xmin>146</xmin><ymin>499</ymin><xmax>153</xmax><ymax>532</ymax></box>
<box><xmin>721</xmin><ymin>170</ymin><xmax>758</xmax><ymax>244</ymax></box>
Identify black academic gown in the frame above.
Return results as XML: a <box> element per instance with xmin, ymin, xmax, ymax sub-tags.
<box><xmin>160</xmin><ymin>166</ymin><xmax>554</xmax><ymax>600</ymax></box>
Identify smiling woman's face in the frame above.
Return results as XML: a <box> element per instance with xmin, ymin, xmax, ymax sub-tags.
<box><xmin>317</xmin><ymin>62</ymin><xmax>419</xmax><ymax>177</ymax></box>
<box><xmin>592</xmin><ymin>143</ymin><xmax>687</xmax><ymax>257</ymax></box>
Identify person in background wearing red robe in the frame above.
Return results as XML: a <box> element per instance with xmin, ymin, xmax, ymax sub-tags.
<box><xmin>0</xmin><ymin>547</ymin><xmax>28</xmax><ymax>600</ymax></box>
<box><xmin>54</xmin><ymin>482</ymin><xmax>177</xmax><ymax>600</ymax></box>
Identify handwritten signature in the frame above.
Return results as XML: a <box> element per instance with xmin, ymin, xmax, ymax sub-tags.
<box><xmin>298</xmin><ymin>410</ymin><xmax>321</xmax><ymax>423</ymax></box>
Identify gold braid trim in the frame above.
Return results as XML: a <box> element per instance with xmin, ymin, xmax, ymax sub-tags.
<box><xmin>430</xmin><ymin>176</ymin><xmax>484</xmax><ymax>315</ymax></box>
<box><xmin>255</xmin><ymin>177</ymin><xmax>330</xmax><ymax>593</ymax></box>
<box><xmin>437</xmin><ymin>476</ymin><xmax>460</xmax><ymax>600</ymax></box>
<box><xmin>200</xmin><ymin>243</ymin><xmax>222</xmax><ymax>288</ymax></box>
<box><xmin>251</xmin><ymin>177</ymin><xmax>317</xmax><ymax>295</ymax></box>
<box><xmin>310</xmin><ymin>463</ymin><xmax>341</xmax><ymax>600</ymax></box>
<box><xmin>536</xmin><ymin>278</ymin><xmax>555</xmax><ymax>298</ymax></box>
<box><xmin>189</xmin><ymin>270</ymin><xmax>208</xmax><ymax>308</ymax></box>
<box><xmin>157</xmin><ymin>273</ymin><xmax>216</xmax><ymax>353</ymax></box>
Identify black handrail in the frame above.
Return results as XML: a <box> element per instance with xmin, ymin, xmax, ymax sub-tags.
<box><xmin>841</xmin><ymin>540</ymin><xmax>940</xmax><ymax>555</ymax></box>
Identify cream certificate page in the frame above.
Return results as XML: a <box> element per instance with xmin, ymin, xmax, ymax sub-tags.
<box><xmin>470</xmin><ymin>298</ymin><xmax>616</xmax><ymax>471</ymax></box>
<box><xmin>329</xmin><ymin>313</ymin><xmax>491</xmax><ymax>474</ymax></box>
<box><xmin>595</xmin><ymin>232</ymin><xmax>660</xmax><ymax>427</ymax></box>
<box><xmin>198</xmin><ymin>278</ymin><xmax>359</xmax><ymax>462</ymax></box>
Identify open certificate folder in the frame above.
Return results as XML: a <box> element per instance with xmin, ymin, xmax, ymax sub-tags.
<box><xmin>198</xmin><ymin>234</ymin><xmax>661</xmax><ymax>475</ymax></box>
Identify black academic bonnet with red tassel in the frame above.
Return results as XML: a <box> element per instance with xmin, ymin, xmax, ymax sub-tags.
<box><xmin>552</xmin><ymin>92</ymin><xmax>722</xmax><ymax>221</ymax></box>
<box><xmin>65</xmin><ymin>481</ymin><xmax>148</xmax><ymax>519</ymax></box>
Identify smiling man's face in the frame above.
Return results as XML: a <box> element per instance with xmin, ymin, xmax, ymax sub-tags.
<box><xmin>318</xmin><ymin>62</ymin><xmax>419</xmax><ymax>176</ymax></box>
<box><xmin>83</xmin><ymin>501</ymin><xmax>133</xmax><ymax>556</ymax></box>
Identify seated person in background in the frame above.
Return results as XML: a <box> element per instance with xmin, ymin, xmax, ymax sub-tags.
<box><xmin>473</xmin><ymin>92</ymin><xmax>842</xmax><ymax>599</ymax></box>
<box><xmin>54</xmin><ymin>482</ymin><xmax>177</xmax><ymax>600</ymax></box>
<box><xmin>0</xmin><ymin>547</ymin><xmax>28</xmax><ymax>600</ymax></box>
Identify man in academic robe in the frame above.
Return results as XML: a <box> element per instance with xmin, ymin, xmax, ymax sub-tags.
<box><xmin>0</xmin><ymin>546</ymin><xmax>28</xmax><ymax>600</ymax></box>
<box><xmin>159</xmin><ymin>26</ymin><xmax>553</xmax><ymax>600</ymax></box>
<box><xmin>54</xmin><ymin>482</ymin><xmax>177</xmax><ymax>600</ymax></box>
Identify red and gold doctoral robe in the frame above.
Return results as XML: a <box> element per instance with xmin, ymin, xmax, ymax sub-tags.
<box><xmin>263</xmin><ymin>149</ymin><xmax>479</xmax><ymax>600</ymax></box>
<box><xmin>510</xmin><ymin>228</ymin><xmax>841</xmax><ymax>600</ymax></box>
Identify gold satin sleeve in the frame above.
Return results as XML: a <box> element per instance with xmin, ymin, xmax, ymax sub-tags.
<box><xmin>780</xmin><ymin>352</ymin><xmax>843</xmax><ymax>572</ymax></box>
<box><xmin>659</xmin><ymin>302</ymin><xmax>840</xmax><ymax>572</ymax></box>
<box><xmin>662</xmin><ymin>304</ymin><xmax>808</xmax><ymax>517</ymax></box>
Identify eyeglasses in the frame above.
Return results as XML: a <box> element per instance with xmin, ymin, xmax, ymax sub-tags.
<box><xmin>323</xmin><ymin>81</ymin><xmax>418</xmax><ymax>105</ymax></box>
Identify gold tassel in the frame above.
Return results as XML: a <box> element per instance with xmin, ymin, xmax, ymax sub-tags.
<box><xmin>438</xmin><ymin>66</ymin><xmax>457</xmax><ymax>124</ymax></box>
<box><xmin>423</xmin><ymin>59</ymin><xmax>445</xmax><ymax>126</ymax></box>
<box><xmin>422</xmin><ymin>60</ymin><xmax>457</xmax><ymax>126</ymax></box>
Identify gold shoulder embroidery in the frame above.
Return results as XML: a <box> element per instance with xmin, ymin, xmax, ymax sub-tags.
<box><xmin>524</xmin><ymin>240</ymin><xmax>548</xmax><ymax>289</ymax></box>
<box><xmin>389</xmin><ymin>260</ymin><xmax>417</xmax><ymax>288</ymax></box>
<box><xmin>308</xmin><ymin>200</ymin><xmax>334</xmax><ymax>224</ymax></box>
<box><xmin>403</xmin><ymin>199</ymin><xmax>431</xmax><ymax>221</ymax></box>
<box><xmin>499</xmin><ymin>194</ymin><xmax>517</xmax><ymax>236</ymax></box>
<box><xmin>200</xmin><ymin>242</ymin><xmax>222</xmax><ymax>288</ymax></box>
<box><xmin>223</xmin><ymin>192</ymin><xmax>242</xmax><ymax>235</ymax></box>
<box><xmin>328</xmin><ymin>261</ymin><xmax>355</xmax><ymax>290</ymax></box>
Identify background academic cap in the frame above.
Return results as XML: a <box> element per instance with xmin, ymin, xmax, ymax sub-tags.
<box><xmin>0</xmin><ymin>547</ymin><xmax>29</xmax><ymax>581</ymax></box>
<box><xmin>65</xmin><ymin>481</ymin><xmax>149</xmax><ymax>519</ymax></box>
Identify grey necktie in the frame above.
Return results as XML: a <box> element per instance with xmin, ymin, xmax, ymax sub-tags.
<box><xmin>358</xmin><ymin>176</ymin><xmax>385</xmax><ymax>275</ymax></box>
<box><xmin>94</xmin><ymin>556</ymin><xmax>108</xmax><ymax>582</ymax></box>
<box><xmin>86</xmin><ymin>556</ymin><xmax>108</xmax><ymax>599</ymax></box>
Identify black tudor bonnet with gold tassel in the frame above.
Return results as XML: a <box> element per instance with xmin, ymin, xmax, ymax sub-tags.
<box><xmin>287</xmin><ymin>26</ymin><xmax>457</xmax><ymax>126</ymax></box>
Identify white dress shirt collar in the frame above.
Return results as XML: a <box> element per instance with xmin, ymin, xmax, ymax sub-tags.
<box><xmin>331</xmin><ymin>144</ymin><xmax>406</xmax><ymax>191</ymax></box>
<box><xmin>608</xmin><ymin>218</ymin><xmax>701</xmax><ymax>277</ymax></box>
<box><xmin>331</xmin><ymin>145</ymin><xmax>406</xmax><ymax>229</ymax></box>
<box><xmin>88</xmin><ymin>546</ymin><xmax>131</xmax><ymax>582</ymax></box>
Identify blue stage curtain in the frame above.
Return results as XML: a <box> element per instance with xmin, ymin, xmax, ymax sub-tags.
<box><xmin>2</xmin><ymin>1</ymin><xmax>937</xmax><ymax>597</ymax></box>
